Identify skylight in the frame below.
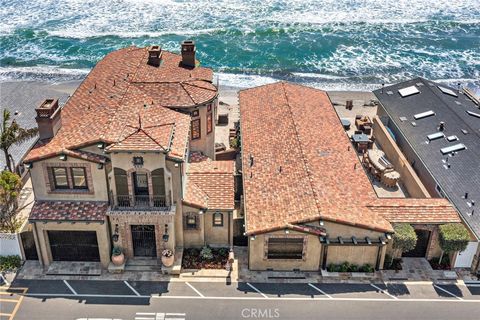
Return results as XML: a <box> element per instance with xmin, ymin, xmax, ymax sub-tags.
<box><xmin>466</xmin><ymin>110</ymin><xmax>480</xmax><ymax>118</ymax></box>
<box><xmin>441</xmin><ymin>143</ymin><xmax>466</xmax><ymax>155</ymax></box>
<box><xmin>446</xmin><ymin>135</ymin><xmax>458</xmax><ymax>142</ymax></box>
<box><xmin>398</xmin><ymin>86</ymin><xmax>420</xmax><ymax>97</ymax></box>
<box><xmin>427</xmin><ymin>132</ymin><xmax>444</xmax><ymax>141</ymax></box>
<box><xmin>438</xmin><ymin>86</ymin><xmax>458</xmax><ymax>97</ymax></box>
<box><xmin>414</xmin><ymin>110</ymin><xmax>435</xmax><ymax>120</ymax></box>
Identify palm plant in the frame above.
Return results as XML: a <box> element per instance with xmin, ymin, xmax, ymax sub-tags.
<box><xmin>0</xmin><ymin>109</ymin><xmax>38</xmax><ymax>172</ymax></box>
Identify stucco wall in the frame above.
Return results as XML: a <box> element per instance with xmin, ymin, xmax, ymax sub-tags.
<box><xmin>204</xmin><ymin>210</ymin><xmax>231</xmax><ymax>247</ymax></box>
<box><xmin>29</xmin><ymin>156</ymin><xmax>109</xmax><ymax>201</ymax></box>
<box><xmin>182</xmin><ymin>205</ymin><xmax>205</xmax><ymax>247</ymax></box>
<box><xmin>34</xmin><ymin>221</ymin><xmax>111</xmax><ymax>268</ymax></box>
<box><xmin>322</xmin><ymin>221</ymin><xmax>384</xmax><ymax>239</ymax></box>
<box><xmin>248</xmin><ymin>230</ymin><xmax>321</xmax><ymax>271</ymax></box>
<box><xmin>187</xmin><ymin>100</ymin><xmax>217</xmax><ymax>159</ymax></box>
<box><xmin>372</xmin><ymin>116</ymin><xmax>430</xmax><ymax>198</ymax></box>
<box><xmin>327</xmin><ymin>245</ymin><xmax>379</xmax><ymax>266</ymax></box>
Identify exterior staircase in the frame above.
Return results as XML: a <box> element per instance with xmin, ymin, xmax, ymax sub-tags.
<box><xmin>124</xmin><ymin>257</ymin><xmax>160</xmax><ymax>272</ymax></box>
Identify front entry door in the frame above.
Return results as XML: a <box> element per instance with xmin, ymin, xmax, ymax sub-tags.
<box><xmin>403</xmin><ymin>229</ymin><xmax>431</xmax><ymax>258</ymax></box>
<box><xmin>131</xmin><ymin>225</ymin><xmax>157</xmax><ymax>257</ymax></box>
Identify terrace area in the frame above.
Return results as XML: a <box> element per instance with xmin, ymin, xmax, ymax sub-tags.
<box><xmin>329</xmin><ymin>91</ymin><xmax>429</xmax><ymax>199</ymax></box>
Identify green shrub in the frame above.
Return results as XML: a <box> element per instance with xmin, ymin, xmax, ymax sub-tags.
<box><xmin>339</xmin><ymin>261</ymin><xmax>350</xmax><ymax>272</ymax></box>
<box><xmin>200</xmin><ymin>246</ymin><xmax>213</xmax><ymax>261</ymax></box>
<box><xmin>0</xmin><ymin>255</ymin><xmax>21</xmax><ymax>271</ymax></box>
<box><xmin>439</xmin><ymin>224</ymin><xmax>470</xmax><ymax>253</ymax></box>
<box><xmin>112</xmin><ymin>246</ymin><xmax>122</xmax><ymax>256</ymax></box>
<box><xmin>360</xmin><ymin>264</ymin><xmax>374</xmax><ymax>273</ymax></box>
<box><xmin>348</xmin><ymin>264</ymin><xmax>359</xmax><ymax>272</ymax></box>
<box><xmin>393</xmin><ymin>224</ymin><xmax>417</xmax><ymax>254</ymax></box>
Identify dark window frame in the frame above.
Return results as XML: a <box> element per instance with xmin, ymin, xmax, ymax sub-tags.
<box><xmin>70</xmin><ymin>167</ymin><xmax>88</xmax><ymax>189</ymax></box>
<box><xmin>212</xmin><ymin>212</ymin><xmax>223</xmax><ymax>227</ymax></box>
<box><xmin>184</xmin><ymin>213</ymin><xmax>199</xmax><ymax>230</ymax></box>
<box><xmin>52</xmin><ymin>167</ymin><xmax>69</xmax><ymax>189</ymax></box>
<box><xmin>267</xmin><ymin>237</ymin><xmax>304</xmax><ymax>260</ymax></box>
<box><xmin>207</xmin><ymin>112</ymin><xmax>213</xmax><ymax>134</ymax></box>
<box><xmin>191</xmin><ymin>118</ymin><xmax>201</xmax><ymax>140</ymax></box>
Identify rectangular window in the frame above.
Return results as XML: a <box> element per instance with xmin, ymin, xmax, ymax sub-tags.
<box><xmin>184</xmin><ymin>214</ymin><xmax>198</xmax><ymax>230</ymax></box>
<box><xmin>71</xmin><ymin>167</ymin><xmax>88</xmax><ymax>189</ymax></box>
<box><xmin>191</xmin><ymin>118</ymin><xmax>201</xmax><ymax>140</ymax></box>
<box><xmin>207</xmin><ymin>112</ymin><xmax>213</xmax><ymax>134</ymax></box>
<box><xmin>267</xmin><ymin>237</ymin><xmax>304</xmax><ymax>260</ymax></box>
<box><xmin>52</xmin><ymin>167</ymin><xmax>69</xmax><ymax>189</ymax></box>
<box><xmin>213</xmin><ymin>212</ymin><xmax>223</xmax><ymax>227</ymax></box>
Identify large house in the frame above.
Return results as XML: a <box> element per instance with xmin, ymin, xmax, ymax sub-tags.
<box><xmin>23</xmin><ymin>42</ymin><xmax>234</xmax><ymax>268</ymax></box>
<box><xmin>239</xmin><ymin>82</ymin><xmax>463</xmax><ymax>271</ymax></box>
<box><xmin>374</xmin><ymin>78</ymin><xmax>480</xmax><ymax>271</ymax></box>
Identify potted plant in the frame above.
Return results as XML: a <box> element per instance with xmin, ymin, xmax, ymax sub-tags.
<box><xmin>111</xmin><ymin>246</ymin><xmax>125</xmax><ymax>266</ymax></box>
<box><xmin>161</xmin><ymin>249</ymin><xmax>174</xmax><ymax>267</ymax></box>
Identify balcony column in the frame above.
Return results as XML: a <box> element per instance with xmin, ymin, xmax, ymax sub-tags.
<box><xmin>147</xmin><ymin>171</ymin><xmax>154</xmax><ymax>207</ymax></box>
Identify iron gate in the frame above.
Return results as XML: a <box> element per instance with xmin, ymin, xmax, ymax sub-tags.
<box><xmin>48</xmin><ymin>231</ymin><xmax>100</xmax><ymax>261</ymax></box>
<box><xmin>403</xmin><ymin>229</ymin><xmax>431</xmax><ymax>258</ymax></box>
<box><xmin>20</xmin><ymin>231</ymin><xmax>38</xmax><ymax>260</ymax></box>
<box><xmin>131</xmin><ymin>225</ymin><xmax>157</xmax><ymax>257</ymax></box>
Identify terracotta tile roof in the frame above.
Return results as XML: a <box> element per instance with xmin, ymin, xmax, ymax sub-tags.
<box><xmin>63</xmin><ymin>149</ymin><xmax>109</xmax><ymax>164</ymax></box>
<box><xmin>24</xmin><ymin>46</ymin><xmax>216</xmax><ymax>163</ymax></box>
<box><xmin>183</xmin><ymin>152</ymin><xmax>235</xmax><ymax>210</ymax></box>
<box><xmin>30</xmin><ymin>201</ymin><xmax>108</xmax><ymax>221</ymax></box>
<box><xmin>369</xmin><ymin>198</ymin><xmax>462</xmax><ymax>224</ymax></box>
<box><xmin>240</xmin><ymin>82</ymin><xmax>393</xmax><ymax>235</ymax></box>
<box><xmin>240</xmin><ymin>82</ymin><xmax>461</xmax><ymax>235</ymax></box>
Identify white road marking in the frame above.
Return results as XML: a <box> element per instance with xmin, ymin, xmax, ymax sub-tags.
<box><xmin>135</xmin><ymin>318</ymin><xmax>154</xmax><ymax>320</ymax></box>
<box><xmin>246</xmin><ymin>282</ymin><xmax>268</xmax><ymax>299</ymax></box>
<box><xmin>166</xmin><ymin>314</ymin><xmax>185</xmax><ymax>316</ymax></box>
<box><xmin>370</xmin><ymin>284</ymin><xmax>398</xmax><ymax>299</ymax></box>
<box><xmin>465</xmin><ymin>284</ymin><xmax>480</xmax><ymax>287</ymax></box>
<box><xmin>136</xmin><ymin>313</ymin><xmax>155</xmax><ymax>316</ymax></box>
<box><xmin>433</xmin><ymin>285</ymin><xmax>463</xmax><ymax>300</ymax></box>
<box><xmin>185</xmin><ymin>282</ymin><xmax>204</xmax><ymax>297</ymax></box>
<box><xmin>124</xmin><ymin>281</ymin><xmax>141</xmax><ymax>296</ymax></box>
<box><xmin>63</xmin><ymin>280</ymin><xmax>78</xmax><ymax>295</ymax></box>
<box><xmin>308</xmin><ymin>283</ymin><xmax>332</xmax><ymax>299</ymax></box>
<box><xmin>24</xmin><ymin>292</ymin><xmax>480</xmax><ymax>302</ymax></box>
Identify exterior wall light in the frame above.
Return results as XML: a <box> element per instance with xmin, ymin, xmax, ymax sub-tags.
<box><xmin>59</xmin><ymin>154</ymin><xmax>67</xmax><ymax>161</ymax></box>
<box><xmin>97</xmin><ymin>163</ymin><xmax>103</xmax><ymax>169</ymax></box>
<box><xmin>25</xmin><ymin>162</ymin><xmax>33</xmax><ymax>169</ymax></box>
<box><xmin>163</xmin><ymin>224</ymin><xmax>169</xmax><ymax>242</ymax></box>
<box><xmin>112</xmin><ymin>224</ymin><xmax>119</xmax><ymax>242</ymax></box>
<box><xmin>250</xmin><ymin>235</ymin><xmax>256</xmax><ymax>241</ymax></box>
<box><xmin>97</xmin><ymin>142</ymin><xmax>105</xmax><ymax>149</ymax></box>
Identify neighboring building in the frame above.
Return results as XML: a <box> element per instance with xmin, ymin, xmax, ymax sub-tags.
<box><xmin>23</xmin><ymin>42</ymin><xmax>234</xmax><ymax>268</ymax></box>
<box><xmin>374</xmin><ymin>78</ymin><xmax>480</xmax><ymax>270</ymax></box>
<box><xmin>239</xmin><ymin>82</ymin><xmax>461</xmax><ymax>271</ymax></box>
<box><xmin>0</xmin><ymin>82</ymin><xmax>69</xmax><ymax>179</ymax></box>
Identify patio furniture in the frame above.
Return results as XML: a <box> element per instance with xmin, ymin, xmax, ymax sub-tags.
<box><xmin>363</xmin><ymin>125</ymin><xmax>372</xmax><ymax>135</ymax></box>
<box><xmin>382</xmin><ymin>170</ymin><xmax>401</xmax><ymax>188</ymax></box>
<box><xmin>352</xmin><ymin>133</ymin><xmax>370</xmax><ymax>151</ymax></box>
<box><xmin>340</xmin><ymin>118</ymin><xmax>351</xmax><ymax>130</ymax></box>
<box><xmin>215</xmin><ymin>143</ymin><xmax>226</xmax><ymax>152</ymax></box>
<box><xmin>355</xmin><ymin>116</ymin><xmax>373</xmax><ymax>131</ymax></box>
<box><xmin>346</xmin><ymin>100</ymin><xmax>353</xmax><ymax>110</ymax></box>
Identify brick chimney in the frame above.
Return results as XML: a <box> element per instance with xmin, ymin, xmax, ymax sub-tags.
<box><xmin>35</xmin><ymin>98</ymin><xmax>61</xmax><ymax>140</ymax></box>
<box><xmin>181</xmin><ymin>40</ymin><xmax>196</xmax><ymax>67</ymax></box>
<box><xmin>147</xmin><ymin>45</ymin><xmax>162</xmax><ymax>67</ymax></box>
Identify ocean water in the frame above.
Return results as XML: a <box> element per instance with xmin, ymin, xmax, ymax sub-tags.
<box><xmin>0</xmin><ymin>0</ymin><xmax>479</xmax><ymax>92</ymax></box>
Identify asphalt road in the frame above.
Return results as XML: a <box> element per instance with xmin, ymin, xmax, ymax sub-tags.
<box><xmin>3</xmin><ymin>279</ymin><xmax>480</xmax><ymax>320</ymax></box>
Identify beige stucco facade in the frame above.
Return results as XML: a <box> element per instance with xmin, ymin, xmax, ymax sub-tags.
<box><xmin>248</xmin><ymin>221</ymin><xmax>387</xmax><ymax>271</ymax></box>
<box><xmin>186</xmin><ymin>100</ymin><xmax>217</xmax><ymax>160</ymax></box>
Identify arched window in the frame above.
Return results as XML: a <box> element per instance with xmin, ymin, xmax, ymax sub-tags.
<box><xmin>213</xmin><ymin>212</ymin><xmax>223</xmax><ymax>227</ymax></box>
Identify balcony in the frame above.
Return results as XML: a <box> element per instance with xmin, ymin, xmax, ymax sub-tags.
<box><xmin>110</xmin><ymin>194</ymin><xmax>171</xmax><ymax>211</ymax></box>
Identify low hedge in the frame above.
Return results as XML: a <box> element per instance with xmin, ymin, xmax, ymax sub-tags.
<box><xmin>326</xmin><ymin>261</ymin><xmax>374</xmax><ymax>273</ymax></box>
<box><xmin>0</xmin><ymin>255</ymin><xmax>21</xmax><ymax>271</ymax></box>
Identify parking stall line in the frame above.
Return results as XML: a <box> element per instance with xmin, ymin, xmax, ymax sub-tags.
<box><xmin>433</xmin><ymin>285</ymin><xmax>463</xmax><ymax>300</ymax></box>
<box><xmin>63</xmin><ymin>280</ymin><xmax>78</xmax><ymax>295</ymax></box>
<box><xmin>185</xmin><ymin>282</ymin><xmax>204</xmax><ymax>297</ymax></box>
<box><xmin>308</xmin><ymin>283</ymin><xmax>332</xmax><ymax>299</ymax></box>
<box><xmin>124</xmin><ymin>281</ymin><xmax>141</xmax><ymax>296</ymax></box>
<box><xmin>246</xmin><ymin>283</ymin><xmax>268</xmax><ymax>299</ymax></box>
<box><xmin>370</xmin><ymin>284</ymin><xmax>398</xmax><ymax>299</ymax></box>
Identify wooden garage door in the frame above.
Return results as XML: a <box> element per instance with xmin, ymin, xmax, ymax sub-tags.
<box><xmin>48</xmin><ymin>231</ymin><xmax>100</xmax><ymax>262</ymax></box>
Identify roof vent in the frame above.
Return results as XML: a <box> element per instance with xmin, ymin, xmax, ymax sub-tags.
<box><xmin>441</xmin><ymin>143</ymin><xmax>466</xmax><ymax>155</ymax></box>
<box><xmin>35</xmin><ymin>98</ymin><xmax>62</xmax><ymax>141</ymax></box>
<box><xmin>414</xmin><ymin>110</ymin><xmax>435</xmax><ymax>120</ymax></box>
<box><xmin>181</xmin><ymin>40</ymin><xmax>196</xmax><ymax>68</ymax></box>
<box><xmin>427</xmin><ymin>132</ymin><xmax>444</xmax><ymax>141</ymax></box>
<box><xmin>147</xmin><ymin>45</ymin><xmax>162</xmax><ymax>67</ymax></box>
<box><xmin>438</xmin><ymin>121</ymin><xmax>445</xmax><ymax>131</ymax></box>
<box><xmin>466</xmin><ymin>110</ymin><xmax>480</xmax><ymax>119</ymax></box>
<box><xmin>398</xmin><ymin>86</ymin><xmax>420</xmax><ymax>97</ymax></box>
<box><xmin>438</xmin><ymin>86</ymin><xmax>458</xmax><ymax>97</ymax></box>
<box><xmin>446</xmin><ymin>135</ymin><xmax>458</xmax><ymax>142</ymax></box>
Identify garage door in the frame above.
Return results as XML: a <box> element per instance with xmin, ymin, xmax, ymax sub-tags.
<box><xmin>454</xmin><ymin>241</ymin><xmax>478</xmax><ymax>268</ymax></box>
<box><xmin>48</xmin><ymin>231</ymin><xmax>100</xmax><ymax>262</ymax></box>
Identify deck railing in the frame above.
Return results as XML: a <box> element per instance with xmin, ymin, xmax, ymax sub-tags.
<box><xmin>111</xmin><ymin>194</ymin><xmax>169</xmax><ymax>211</ymax></box>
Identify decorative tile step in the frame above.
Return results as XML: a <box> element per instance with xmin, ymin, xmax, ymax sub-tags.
<box><xmin>125</xmin><ymin>258</ymin><xmax>160</xmax><ymax>267</ymax></box>
<box><xmin>124</xmin><ymin>265</ymin><xmax>159</xmax><ymax>272</ymax></box>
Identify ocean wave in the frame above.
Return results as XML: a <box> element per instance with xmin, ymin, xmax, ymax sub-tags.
<box><xmin>0</xmin><ymin>66</ymin><xmax>89</xmax><ymax>82</ymax></box>
<box><xmin>46</xmin><ymin>28</ymin><xmax>223</xmax><ymax>39</ymax></box>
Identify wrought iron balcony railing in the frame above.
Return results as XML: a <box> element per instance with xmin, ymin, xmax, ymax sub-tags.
<box><xmin>111</xmin><ymin>194</ymin><xmax>170</xmax><ymax>211</ymax></box>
